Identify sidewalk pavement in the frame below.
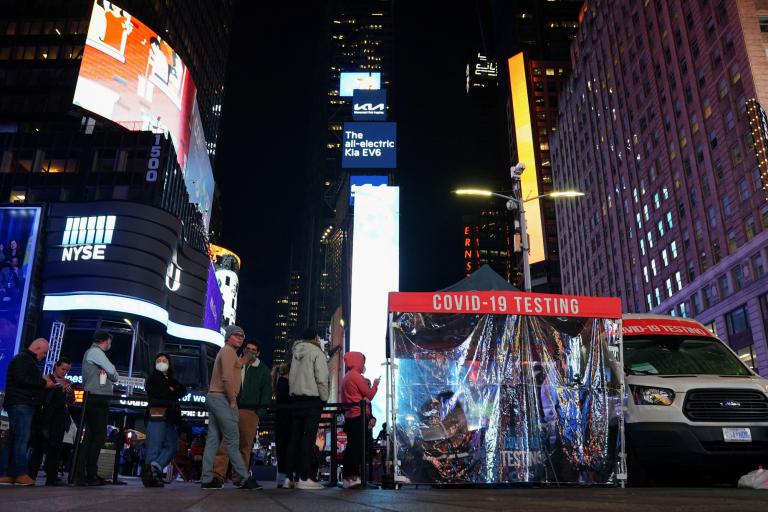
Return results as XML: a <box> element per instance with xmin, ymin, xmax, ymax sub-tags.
<box><xmin>0</xmin><ymin>477</ymin><xmax>765</xmax><ymax>511</ymax></box>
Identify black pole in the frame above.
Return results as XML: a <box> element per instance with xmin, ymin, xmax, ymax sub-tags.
<box><xmin>330</xmin><ymin>412</ymin><xmax>338</xmax><ymax>487</ymax></box>
<box><xmin>359</xmin><ymin>400</ymin><xmax>367</xmax><ymax>487</ymax></box>
<box><xmin>68</xmin><ymin>390</ymin><xmax>89</xmax><ymax>484</ymax></box>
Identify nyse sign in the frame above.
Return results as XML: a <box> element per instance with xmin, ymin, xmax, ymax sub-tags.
<box><xmin>60</xmin><ymin>215</ymin><xmax>115</xmax><ymax>261</ymax></box>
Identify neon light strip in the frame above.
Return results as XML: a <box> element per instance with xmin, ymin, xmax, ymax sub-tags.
<box><xmin>42</xmin><ymin>293</ymin><xmax>223</xmax><ymax>347</ymax></box>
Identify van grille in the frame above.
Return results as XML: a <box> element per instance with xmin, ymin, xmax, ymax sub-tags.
<box><xmin>683</xmin><ymin>389</ymin><xmax>768</xmax><ymax>422</ymax></box>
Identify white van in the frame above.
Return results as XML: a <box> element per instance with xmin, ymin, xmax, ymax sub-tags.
<box><xmin>623</xmin><ymin>314</ymin><xmax>768</xmax><ymax>485</ymax></box>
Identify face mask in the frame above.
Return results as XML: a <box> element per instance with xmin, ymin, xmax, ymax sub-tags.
<box><xmin>156</xmin><ymin>362</ymin><xmax>169</xmax><ymax>373</ymax></box>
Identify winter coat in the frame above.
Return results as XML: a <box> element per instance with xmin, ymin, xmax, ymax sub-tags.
<box><xmin>288</xmin><ymin>339</ymin><xmax>329</xmax><ymax>401</ymax></box>
<box><xmin>341</xmin><ymin>352</ymin><xmax>378</xmax><ymax>418</ymax></box>
<box><xmin>145</xmin><ymin>371</ymin><xmax>187</xmax><ymax>425</ymax></box>
<box><xmin>237</xmin><ymin>360</ymin><xmax>272</xmax><ymax>418</ymax></box>
<box><xmin>4</xmin><ymin>349</ymin><xmax>46</xmax><ymax>407</ymax></box>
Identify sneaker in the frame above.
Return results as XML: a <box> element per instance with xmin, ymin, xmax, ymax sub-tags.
<box><xmin>348</xmin><ymin>477</ymin><xmax>362</xmax><ymax>489</ymax></box>
<box><xmin>0</xmin><ymin>476</ymin><xmax>14</xmax><ymax>486</ymax></box>
<box><xmin>296</xmin><ymin>478</ymin><xmax>324</xmax><ymax>490</ymax></box>
<box><xmin>14</xmin><ymin>475</ymin><xmax>35</xmax><ymax>486</ymax></box>
<box><xmin>45</xmin><ymin>478</ymin><xmax>65</xmax><ymax>487</ymax></box>
<box><xmin>201</xmin><ymin>478</ymin><xmax>223</xmax><ymax>490</ymax></box>
<box><xmin>86</xmin><ymin>476</ymin><xmax>108</xmax><ymax>486</ymax></box>
<box><xmin>283</xmin><ymin>477</ymin><xmax>295</xmax><ymax>489</ymax></box>
<box><xmin>238</xmin><ymin>478</ymin><xmax>263</xmax><ymax>490</ymax></box>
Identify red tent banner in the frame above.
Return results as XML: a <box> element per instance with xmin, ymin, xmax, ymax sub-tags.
<box><xmin>388</xmin><ymin>291</ymin><xmax>621</xmax><ymax>318</ymax></box>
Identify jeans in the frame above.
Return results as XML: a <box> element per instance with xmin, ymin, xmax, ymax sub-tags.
<box><xmin>201</xmin><ymin>394</ymin><xmax>249</xmax><ymax>483</ymax></box>
<box><xmin>0</xmin><ymin>404</ymin><xmax>36</xmax><ymax>477</ymax></box>
<box><xmin>287</xmin><ymin>396</ymin><xmax>322</xmax><ymax>480</ymax></box>
<box><xmin>146</xmin><ymin>421</ymin><xmax>178</xmax><ymax>470</ymax></box>
<box><xmin>74</xmin><ymin>394</ymin><xmax>109</xmax><ymax>480</ymax></box>
<box><xmin>213</xmin><ymin>408</ymin><xmax>258</xmax><ymax>481</ymax></box>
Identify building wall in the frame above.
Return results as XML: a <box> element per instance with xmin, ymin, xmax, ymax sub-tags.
<box><xmin>551</xmin><ymin>0</ymin><xmax>768</xmax><ymax>374</ymax></box>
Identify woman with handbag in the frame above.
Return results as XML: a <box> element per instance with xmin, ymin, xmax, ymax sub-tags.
<box><xmin>143</xmin><ymin>353</ymin><xmax>187</xmax><ymax>487</ymax></box>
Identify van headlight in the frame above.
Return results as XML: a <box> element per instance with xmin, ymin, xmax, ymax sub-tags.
<box><xmin>631</xmin><ymin>385</ymin><xmax>675</xmax><ymax>406</ymax></box>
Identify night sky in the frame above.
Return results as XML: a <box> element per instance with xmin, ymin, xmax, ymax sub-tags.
<box><xmin>215</xmin><ymin>2</ymin><xmax>508</xmax><ymax>363</ymax></box>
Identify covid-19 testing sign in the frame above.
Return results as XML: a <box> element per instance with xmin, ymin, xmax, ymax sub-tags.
<box><xmin>342</xmin><ymin>122</ymin><xmax>397</xmax><ymax>168</ymax></box>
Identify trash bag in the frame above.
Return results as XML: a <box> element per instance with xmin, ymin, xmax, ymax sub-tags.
<box><xmin>738</xmin><ymin>468</ymin><xmax>768</xmax><ymax>489</ymax></box>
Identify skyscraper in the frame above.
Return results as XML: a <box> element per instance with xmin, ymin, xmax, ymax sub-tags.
<box><xmin>552</xmin><ymin>0</ymin><xmax>768</xmax><ymax>374</ymax></box>
<box><xmin>0</xmin><ymin>0</ymin><xmax>234</xmax><ymax>391</ymax></box>
<box><xmin>295</xmin><ymin>0</ymin><xmax>394</xmax><ymax>336</ymax></box>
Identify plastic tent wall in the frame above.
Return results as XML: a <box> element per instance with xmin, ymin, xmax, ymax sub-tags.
<box><xmin>386</xmin><ymin>291</ymin><xmax>624</xmax><ymax>486</ymax></box>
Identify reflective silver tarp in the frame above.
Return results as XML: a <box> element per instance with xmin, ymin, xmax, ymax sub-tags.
<box><xmin>391</xmin><ymin>312</ymin><xmax>623</xmax><ymax>485</ymax></box>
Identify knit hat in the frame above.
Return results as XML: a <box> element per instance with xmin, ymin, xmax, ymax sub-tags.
<box><xmin>224</xmin><ymin>324</ymin><xmax>244</xmax><ymax>339</ymax></box>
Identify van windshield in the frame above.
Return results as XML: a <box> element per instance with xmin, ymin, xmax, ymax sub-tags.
<box><xmin>624</xmin><ymin>336</ymin><xmax>751</xmax><ymax>376</ymax></box>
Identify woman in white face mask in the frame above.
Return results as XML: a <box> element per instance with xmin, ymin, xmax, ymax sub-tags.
<box><xmin>143</xmin><ymin>353</ymin><xmax>187</xmax><ymax>487</ymax></box>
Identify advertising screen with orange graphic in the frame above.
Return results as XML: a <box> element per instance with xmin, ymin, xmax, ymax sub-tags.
<box><xmin>74</xmin><ymin>0</ymin><xmax>214</xmax><ymax>228</ymax></box>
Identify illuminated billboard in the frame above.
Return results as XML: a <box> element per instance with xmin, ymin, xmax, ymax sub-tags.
<box><xmin>349</xmin><ymin>184</ymin><xmax>399</xmax><ymax>422</ymax></box>
<box><xmin>339</xmin><ymin>72</ymin><xmax>381</xmax><ymax>97</ymax></box>
<box><xmin>342</xmin><ymin>122</ymin><xmax>396</xmax><ymax>168</ymax></box>
<box><xmin>74</xmin><ymin>0</ymin><xmax>214</xmax><ymax>228</ymax></box>
<box><xmin>0</xmin><ymin>206</ymin><xmax>43</xmax><ymax>391</ymax></box>
<box><xmin>352</xmin><ymin>89</ymin><xmax>387</xmax><ymax>120</ymax></box>
<box><xmin>508</xmin><ymin>53</ymin><xmax>544</xmax><ymax>263</ymax></box>
<box><xmin>204</xmin><ymin>263</ymin><xmax>223</xmax><ymax>332</ymax></box>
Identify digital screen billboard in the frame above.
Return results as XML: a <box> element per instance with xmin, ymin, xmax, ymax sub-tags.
<box><xmin>339</xmin><ymin>72</ymin><xmax>381</xmax><ymax>97</ymax></box>
<box><xmin>342</xmin><ymin>122</ymin><xmax>397</xmax><ymax>169</ymax></box>
<box><xmin>73</xmin><ymin>0</ymin><xmax>214</xmax><ymax>229</ymax></box>
<box><xmin>0</xmin><ymin>206</ymin><xmax>42</xmax><ymax>391</ymax></box>
<box><xmin>204</xmin><ymin>262</ymin><xmax>223</xmax><ymax>331</ymax></box>
<box><xmin>352</xmin><ymin>89</ymin><xmax>387</xmax><ymax>120</ymax></box>
<box><xmin>349</xmin><ymin>184</ymin><xmax>399</xmax><ymax>422</ymax></box>
<box><xmin>42</xmin><ymin>202</ymin><xmax>223</xmax><ymax>346</ymax></box>
<box><xmin>508</xmin><ymin>53</ymin><xmax>544</xmax><ymax>263</ymax></box>
<box><xmin>349</xmin><ymin>175</ymin><xmax>388</xmax><ymax>205</ymax></box>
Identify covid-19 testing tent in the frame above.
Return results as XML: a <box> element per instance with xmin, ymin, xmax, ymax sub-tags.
<box><xmin>385</xmin><ymin>271</ymin><xmax>625</xmax><ymax>486</ymax></box>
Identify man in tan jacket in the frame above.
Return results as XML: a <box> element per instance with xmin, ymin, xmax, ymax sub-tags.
<box><xmin>200</xmin><ymin>325</ymin><xmax>259</xmax><ymax>490</ymax></box>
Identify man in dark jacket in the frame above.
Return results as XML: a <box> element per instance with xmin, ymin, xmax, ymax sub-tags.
<box><xmin>0</xmin><ymin>338</ymin><xmax>54</xmax><ymax>486</ymax></box>
<box><xmin>213</xmin><ymin>340</ymin><xmax>271</xmax><ymax>487</ymax></box>
<box><xmin>28</xmin><ymin>357</ymin><xmax>74</xmax><ymax>486</ymax></box>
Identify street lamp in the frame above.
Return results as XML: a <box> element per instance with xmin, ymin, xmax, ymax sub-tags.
<box><xmin>455</xmin><ymin>169</ymin><xmax>584</xmax><ymax>292</ymax></box>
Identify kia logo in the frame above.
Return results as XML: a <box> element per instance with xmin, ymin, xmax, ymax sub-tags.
<box><xmin>720</xmin><ymin>400</ymin><xmax>741</xmax><ymax>408</ymax></box>
<box><xmin>354</xmin><ymin>102</ymin><xmax>385</xmax><ymax>112</ymax></box>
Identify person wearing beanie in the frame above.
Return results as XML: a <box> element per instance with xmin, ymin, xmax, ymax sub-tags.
<box><xmin>142</xmin><ymin>353</ymin><xmax>187</xmax><ymax>488</ymax></box>
<box><xmin>201</xmin><ymin>325</ymin><xmax>260</xmax><ymax>490</ymax></box>
<box><xmin>286</xmin><ymin>328</ymin><xmax>328</xmax><ymax>490</ymax></box>
<box><xmin>341</xmin><ymin>351</ymin><xmax>379</xmax><ymax>489</ymax></box>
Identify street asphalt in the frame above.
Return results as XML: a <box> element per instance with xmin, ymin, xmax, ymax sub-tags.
<box><xmin>0</xmin><ymin>477</ymin><xmax>766</xmax><ymax>511</ymax></box>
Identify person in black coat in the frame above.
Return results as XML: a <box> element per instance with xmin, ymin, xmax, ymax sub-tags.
<box><xmin>28</xmin><ymin>357</ymin><xmax>75</xmax><ymax>485</ymax></box>
<box><xmin>142</xmin><ymin>352</ymin><xmax>186</xmax><ymax>487</ymax></box>
<box><xmin>0</xmin><ymin>338</ymin><xmax>54</xmax><ymax>486</ymax></box>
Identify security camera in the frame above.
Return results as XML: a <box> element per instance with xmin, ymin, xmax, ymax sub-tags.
<box><xmin>510</xmin><ymin>162</ymin><xmax>526</xmax><ymax>178</ymax></box>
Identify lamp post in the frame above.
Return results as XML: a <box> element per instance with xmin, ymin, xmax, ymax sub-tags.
<box><xmin>455</xmin><ymin>171</ymin><xmax>584</xmax><ymax>292</ymax></box>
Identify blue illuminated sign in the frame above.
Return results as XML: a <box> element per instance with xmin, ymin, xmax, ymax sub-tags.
<box><xmin>342</xmin><ymin>122</ymin><xmax>397</xmax><ymax>169</ymax></box>
<box><xmin>350</xmin><ymin>175</ymin><xmax>388</xmax><ymax>205</ymax></box>
<box><xmin>352</xmin><ymin>89</ymin><xmax>387</xmax><ymax>120</ymax></box>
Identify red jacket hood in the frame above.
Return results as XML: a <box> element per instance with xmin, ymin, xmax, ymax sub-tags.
<box><xmin>344</xmin><ymin>351</ymin><xmax>365</xmax><ymax>373</ymax></box>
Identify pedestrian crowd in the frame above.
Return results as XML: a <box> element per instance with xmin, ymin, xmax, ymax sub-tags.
<box><xmin>0</xmin><ymin>324</ymin><xmax>380</xmax><ymax>490</ymax></box>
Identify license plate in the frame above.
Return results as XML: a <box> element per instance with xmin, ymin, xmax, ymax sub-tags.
<box><xmin>723</xmin><ymin>427</ymin><xmax>752</xmax><ymax>442</ymax></box>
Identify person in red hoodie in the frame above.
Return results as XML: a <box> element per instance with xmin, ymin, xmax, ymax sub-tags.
<box><xmin>341</xmin><ymin>352</ymin><xmax>379</xmax><ymax>489</ymax></box>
